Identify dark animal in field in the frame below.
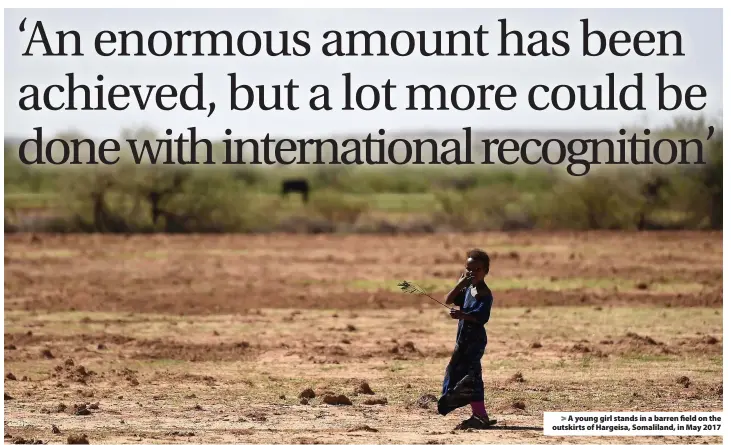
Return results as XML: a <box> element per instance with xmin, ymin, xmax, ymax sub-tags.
<box><xmin>448</xmin><ymin>177</ymin><xmax>477</xmax><ymax>191</ymax></box>
<box><xmin>637</xmin><ymin>176</ymin><xmax>670</xmax><ymax>230</ymax></box>
<box><xmin>281</xmin><ymin>179</ymin><xmax>310</xmax><ymax>203</ymax></box>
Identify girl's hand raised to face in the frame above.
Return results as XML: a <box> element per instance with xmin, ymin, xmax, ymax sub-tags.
<box><xmin>457</xmin><ymin>270</ymin><xmax>473</xmax><ymax>289</ymax></box>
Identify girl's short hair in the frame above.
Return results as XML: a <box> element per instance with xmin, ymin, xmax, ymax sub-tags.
<box><xmin>467</xmin><ymin>248</ymin><xmax>490</xmax><ymax>274</ymax></box>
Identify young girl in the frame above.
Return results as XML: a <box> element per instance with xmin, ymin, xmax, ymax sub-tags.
<box><xmin>438</xmin><ymin>248</ymin><xmax>497</xmax><ymax>430</ymax></box>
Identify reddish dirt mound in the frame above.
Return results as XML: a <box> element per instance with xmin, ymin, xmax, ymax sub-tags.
<box><xmin>496</xmin><ymin>399</ymin><xmax>528</xmax><ymax>415</ymax></box>
<box><xmin>130</xmin><ymin>339</ymin><xmax>255</xmax><ymax>361</ymax></box>
<box><xmin>322</xmin><ymin>394</ymin><xmax>352</xmax><ymax>405</ymax></box>
<box><xmin>563</xmin><ymin>343</ymin><xmax>608</xmax><ymax>358</ymax></box>
<box><xmin>52</xmin><ymin>362</ymin><xmax>97</xmax><ymax>384</ymax></box>
<box><xmin>311</xmin><ymin>345</ymin><xmax>348</xmax><ymax>358</ymax></box>
<box><xmin>675</xmin><ymin>335</ymin><xmax>723</xmax><ymax>354</ymax></box>
<box><xmin>66</xmin><ymin>434</ymin><xmax>89</xmax><ymax>444</ymax></box>
<box><xmin>354</xmin><ymin>381</ymin><xmax>374</xmax><ymax>395</ymax></box>
<box><xmin>109</xmin><ymin>368</ymin><xmax>140</xmax><ymax>386</ymax></box>
<box><xmin>72</xmin><ymin>404</ymin><xmax>92</xmax><ymax>416</ymax></box>
<box><xmin>347</xmin><ymin>425</ymin><xmax>378</xmax><ymax>432</ymax></box>
<box><xmin>299</xmin><ymin>388</ymin><xmax>316</xmax><ymax>399</ymax></box>
<box><xmin>10</xmin><ymin>437</ymin><xmax>43</xmax><ymax>444</ymax></box>
<box><xmin>625</xmin><ymin>332</ymin><xmax>660</xmax><ymax>346</ymax></box>
<box><xmin>167</xmin><ymin>431</ymin><xmax>195</xmax><ymax>437</ymax></box>
<box><xmin>557</xmin><ymin>332</ymin><xmax>722</xmax><ymax>358</ymax></box>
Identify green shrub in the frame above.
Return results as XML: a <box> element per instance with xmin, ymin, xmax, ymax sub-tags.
<box><xmin>535</xmin><ymin>172</ymin><xmax>644</xmax><ymax>230</ymax></box>
<box><xmin>308</xmin><ymin>189</ymin><xmax>369</xmax><ymax>224</ymax></box>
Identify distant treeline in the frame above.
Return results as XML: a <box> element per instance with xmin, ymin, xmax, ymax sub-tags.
<box><xmin>4</xmin><ymin>116</ymin><xmax>722</xmax><ymax>234</ymax></box>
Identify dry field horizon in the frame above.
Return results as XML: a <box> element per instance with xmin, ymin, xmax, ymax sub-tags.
<box><xmin>3</xmin><ymin>231</ymin><xmax>723</xmax><ymax>444</ymax></box>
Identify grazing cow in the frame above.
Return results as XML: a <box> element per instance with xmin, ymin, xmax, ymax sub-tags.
<box><xmin>281</xmin><ymin>179</ymin><xmax>310</xmax><ymax>203</ymax></box>
<box><xmin>637</xmin><ymin>176</ymin><xmax>670</xmax><ymax>230</ymax></box>
<box><xmin>452</xmin><ymin>177</ymin><xmax>477</xmax><ymax>192</ymax></box>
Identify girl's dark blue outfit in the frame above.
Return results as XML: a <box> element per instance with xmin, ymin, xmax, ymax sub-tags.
<box><xmin>438</xmin><ymin>284</ymin><xmax>493</xmax><ymax>415</ymax></box>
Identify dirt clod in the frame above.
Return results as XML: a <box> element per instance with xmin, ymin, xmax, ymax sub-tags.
<box><xmin>415</xmin><ymin>394</ymin><xmax>438</xmax><ymax>409</ymax></box>
<box><xmin>509</xmin><ymin>372</ymin><xmax>526</xmax><ymax>383</ymax></box>
<box><xmin>362</xmin><ymin>397</ymin><xmax>387</xmax><ymax>405</ymax></box>
<box><xmin>168</xmin><ymin>431</ymin><xmax>195</xmax><ymax>437</ymax></box>
<box><xmin>346</xmin><ymin>324</ymin><xmax>357</xmax><ymax>332</ymax></box>
<box><xmin>355</xmin><ymin>381</ymin><xmax>374</xmax><ymax>395</ymax></box>
<box><xmin>6</xmin><ymin>372</ymin><xmax>17</xmax><ymax>380</ymax></box>
<box><xmin>12</xmin><ymin>437</ymin><xmax>43</xmax><ymax>444</ymax></box>
<box><xmin>322</xmin><ymin>394</ymin><xmax>352</xmax><ymax>405</ymax></box>
<box><xmin>300</xmin><ymin>398</ymin><xmax>309</xmax><ymax>405</ymax></box>
<box><xmin>512</xmin><ymin>400</ymin><xmax>526</xmax><ymax>410</ymax></box>
<box><xmin>636</xmin><ymin>282</ymin><xmax>649</xmax><ymax>290</ymax></box>
<box><xmin>299</xmin><ymin>388</ymin><xmax>316</xmax><ymax>399</ymax></box>
<box><xmin>5</xmin><ymin>392</ymin><xmax>14</xmax><ymax>400</ymax></box>
<box><xmin>530</xmin><ymin>342</ymin><xmax>542</xmax><ymax>348</ymax></box>
<box><xmin>347</xmin><ymin>425</ymin><xmax>378</xmax><ymax>432</ymax></box>
<box><xmin>626</xmin><ymin>332</ymin><xmax>659</xmax><ymax>345</ymax></box>
<box><xmin>570</xmin><ymin>344</ymin><xmax>591</xmax><ymax>353</ymax></box>
<box><xmin>74</xmin><ymin>404</ymin><xmax>92</xmax><ymax>415</ymax></box>
<box><xmin>65</xmin><ymin>358</ymin><xmax>75</xmax><ymax>367</ymax></box>
<box><xmin>677</xmin><ymin>376</ymin><xmax>691</xmax><ymax>388</ymax></box>
<box><xmin>67</xmin><ymin>434</ymin><xmax>89</xmax><ymax>444</ymax></box>
<box><xmin>41</xmin><ymin>349</ymin><xmax>54</xmax><ymax>359</ymax></box>
<box><xmin>247</xmin><ymin>413</ymin><xmax>267</xmax><ymax>421</ymax></box>
<box><xmin>702</xmin><ymin>336</ymin><xmax>719</xmax><ymax>345</ymax></box>
<box><xmin>52</xmin><ymin>425</ymin><xmax>61</xmax><ymax>434</ymax></box>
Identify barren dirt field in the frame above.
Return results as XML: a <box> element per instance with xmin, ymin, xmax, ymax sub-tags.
<box><xmin>4</xmin><ymin>231</ymin><xmax>723</xmax><ymax>444</ymax></box>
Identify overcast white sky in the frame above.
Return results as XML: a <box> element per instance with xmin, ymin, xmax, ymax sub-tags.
<box><xmin>4</xmin><ymin>8</ymin><xmax>723</xmax><ymax>140</ymax></box>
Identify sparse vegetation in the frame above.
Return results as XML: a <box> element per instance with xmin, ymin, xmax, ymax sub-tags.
<box><xmin>5</xmin><ymin>116</ymin><xmax>722</xmax><ymax>233</ymax></box>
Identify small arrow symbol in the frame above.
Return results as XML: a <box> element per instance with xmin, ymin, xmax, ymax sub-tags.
<box><xmin>561</xmin><ymin>416</ymin><xmax>566</xmax><ymax>421</ymax></box>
